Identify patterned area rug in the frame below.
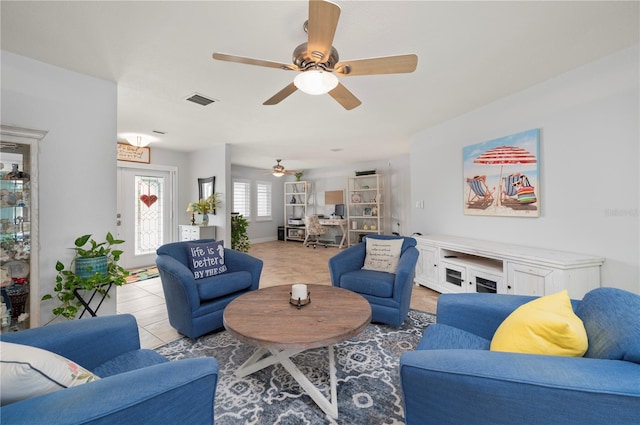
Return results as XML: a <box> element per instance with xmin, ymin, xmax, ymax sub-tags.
<box><xmin>155</xmin><ymin>309</ymin><xmax>435</xmax><ymax>424</ymax></box>
<box><xmin>124</xmin><ymin>266</ymin><xmax>159</xmax><ymax>284</ymax></box>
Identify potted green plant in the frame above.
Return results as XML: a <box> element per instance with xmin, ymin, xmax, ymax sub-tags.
<box><xmin>42</xmin><ymin>232</ymin><xmax>128</xmax><ymax>320</ymax></box>
<box><xmin>188</xmin><ymin>193</ymin><xmax>222</xmax><ymax>225</ymax></box>
<box><xmin>231</xmin><ymin>213</ymin><xmax>250</xmax><ymax>253</ymax></box>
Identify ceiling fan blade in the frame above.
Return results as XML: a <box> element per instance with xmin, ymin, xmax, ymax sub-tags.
<box><xmin>263</xmin><ymin>83</ymin><xmax>298</xmax><ymax>105</ymax></box>
<box><xmin>212</xmin><ymin>53</ymin><xmax>299</xmax><ymax>71</ymax></box>
<box><xmin>307</xmin><ymin>0</ymin><xmax>341</xmax><ymax>63</ymax></box>
<box><xmin>328</xmin><ymin>82</ymin><xmax>361</xmax><ymax>110</ymax></box>
<box><xmin>334</xmin><ymin>54</ymin><xmax>418</xmax><ymax>76</ymax></box>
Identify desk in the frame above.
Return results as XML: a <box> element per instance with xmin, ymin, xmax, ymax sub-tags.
<box><xmin>318</xmin><ymin>218</ymin><xmax>347</xmax><ymax>248</ymax></box>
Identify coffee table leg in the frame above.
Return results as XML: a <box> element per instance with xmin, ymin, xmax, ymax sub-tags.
<box><xmin>235</xmin><ymin>345</ymin><xmax>340</xmax><ymax>419</ymax></box>
<box><xmin>275</xmin><ymin>345</ymin><xmax>339</xmax><ymax>419</ymax></box>
<box><xmin>235</xmin><ymin>347</ymin><xmax>305</xmax><ymax>378</ymax></box>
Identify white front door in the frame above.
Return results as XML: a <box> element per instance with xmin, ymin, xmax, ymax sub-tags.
<box><xmin>117</xmin><ymin>165</ymin><xmax>175</xmax><ymax>269</ymax></box>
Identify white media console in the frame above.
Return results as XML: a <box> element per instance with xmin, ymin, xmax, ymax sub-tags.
<box><xmin>414</xmin><ymin>235</ymin><xmax>605</xmax><ymax>299</ymax></box>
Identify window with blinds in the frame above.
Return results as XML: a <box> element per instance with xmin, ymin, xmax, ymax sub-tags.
<box><xmin>256</xmin><ymin>181</ymin><xmax>272</xmax><ymax>221</ymax></box>
<box><xmin>233</xmin><ymin>179</ymin><xmax>251</xmax><ymax>220</ymax></box>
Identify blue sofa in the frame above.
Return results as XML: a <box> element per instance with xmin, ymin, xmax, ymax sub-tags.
<box><xmin>400</xmin><ymin>287</ymin><xmax>640</xmax><ymax>425</ymax></box>
<box><xmin>156</xmin><ymin>239</ymin><xmax>263</xmax><ymax>338</ymax></box>
<box><xmin>0</xmin><ymin>314</ymin><xmax>218</xmax><ymax>424</ymax></box>
<box><xmin>328</xmin><ymin>235</ymin><xmax>419</xmax><ymax>326</ymax></box>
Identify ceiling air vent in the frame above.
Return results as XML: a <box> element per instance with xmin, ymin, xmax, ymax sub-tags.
<box><xmin>185</xmin><ymin>93</ymin><xmax>217</xmax><ymax>106</ymax></box>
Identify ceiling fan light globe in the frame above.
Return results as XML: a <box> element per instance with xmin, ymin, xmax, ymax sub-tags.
<box><xmin>272</xmin><ymin>171</ymin><xmax>285</xmax><ymax>177</ymax></box>
<box><xmin>128</xmin><ymin>136</ymin><xmax>150</xmax><ymax>148</ymax></box>
<box><xmin>294</xmin><ymin>70</ymin><xmax>339</xmax><ymax>95</ymax></box>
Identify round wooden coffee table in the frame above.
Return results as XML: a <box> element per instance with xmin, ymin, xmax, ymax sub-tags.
<box><xmin>224</xmin><ymin>284</ymin><xmax>371</xmax><ymax>419</ymax></box>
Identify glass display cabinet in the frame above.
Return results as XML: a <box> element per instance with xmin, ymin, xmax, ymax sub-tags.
<box><xmin>1</xmin><ymin>125</ymin><xmax>46</xmax><ymax>332</ymax></box>
<box><xmin>1</xmin><ymin>149</ymin><xmax>32</xmax><ymax>331</ymax></box>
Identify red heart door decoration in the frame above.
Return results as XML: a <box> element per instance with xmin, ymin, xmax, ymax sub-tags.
<box><xmin>140</xmin><ymin>194</ymin><xmax>158</xmax><ymax>208</ymax></box>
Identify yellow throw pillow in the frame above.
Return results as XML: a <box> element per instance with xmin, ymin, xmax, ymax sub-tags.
<box><xmin>490</xmin><ymin>290</ymin><xmax>588</xmax><ymax>357</ymax></box>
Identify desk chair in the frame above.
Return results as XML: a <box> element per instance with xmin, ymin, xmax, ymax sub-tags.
<box><xmin>303</xmin><ymin>215</ymin><xmax>328</xmax><ymax>249</ymax></box>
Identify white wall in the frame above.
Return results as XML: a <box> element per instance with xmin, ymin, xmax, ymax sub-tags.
<box><xmin>231</xmin><ymin>165</ymin><xmax>284</xmax><ymax>244</ymax></box>
<box><xmin>410</xmin><ymin>46</ymin><xmax>640</xmax><ymax>294</ymax></box>
<box><xmin>188</xmin><ymin>145</ymin><xmax>229</xmax><ymax>245</ymax></box>
<box><xmin>1</xmin><ymin>51</ymin><xmax>118</xmax><ymax>324</ymax></box>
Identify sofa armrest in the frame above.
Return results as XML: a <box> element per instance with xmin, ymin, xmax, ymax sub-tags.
<box><xmin>400</xmin><ymin>350</ymin><xmax>640</xmax><ymax>425</ymax></box>
<box><xmin>224</xmin><ymin>249</ymin><xmax>263</xmax><ymax>290</ymax></box>
<box><xmin>0</xmin><ymin>314</ymin><xmax>140</xmax><ymax>370</ymax></box>
<box><xmin>0</xmin><ymin>357</ymin><xmax>219</xmax><ymax>425</ymax></box>
<box><xmin>328</xmin><ymin>243</ymin><xmax>366</xmax><ymax>286</ymax></box>
<box><xmin>436</xmin><ymin>293</ymin><xmax>537</xmax><ymax>340</ymax></box>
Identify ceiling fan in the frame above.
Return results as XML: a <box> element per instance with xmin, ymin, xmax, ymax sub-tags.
<box><xmin>270</xmin><ymin>159</ymin><xmax>300</xmax><ymax>177</ymax></box>
<box><xmin>212</xmin><ymin>0</ymin><xmax>418</xmax><ymax>110</ymax></box>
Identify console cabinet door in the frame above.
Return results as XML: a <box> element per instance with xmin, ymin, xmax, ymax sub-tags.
<box><xmin>468</xmin><ymin>268</ymin><xmax>504</xmax><ymax>294</ymax></box>
<box><xmin>416</xmin><ymin>244</ymin><xmax>438</xmax><ymax>287</ymax></box>
<box><xmin>440</xmin><ymin>261</ymin><xmax>467</xmax><ymax>293</ymax></box>
<box><xmin>506</xmin><ymin>262</ymin><xmax>553</xmax><ymax>296</ymax></box>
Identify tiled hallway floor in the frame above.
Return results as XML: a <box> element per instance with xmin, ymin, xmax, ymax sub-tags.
<box><xmin>117</xmin><ymin>277</ymin><xmax>178</xmax><ymax>349</ymax></box>
<box><xmin>117</xmin><ymin>240</ymin><xmax>440</xmax><ymax>349</ymax></box>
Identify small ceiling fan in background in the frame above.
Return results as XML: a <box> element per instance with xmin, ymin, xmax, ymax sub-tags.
<box><xmin>270</xmin><ymin>159</ymin><xmax>301</xmax><ymax>177</ymax></box>
<box><xmin>212</xmin><ymin>0</ymin><xmax>418</xmax><ymax>110</ymax></box>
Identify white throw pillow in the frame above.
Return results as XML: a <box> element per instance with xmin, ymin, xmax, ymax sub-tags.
<box><xmin>362</xmin><ymin>238</ymin><xmax>404</xmax><ymax>274</ymax></box>
<box><xmin>0</xmin><ymin>341</ymin><xmax>100</xmax><ymax>405</ymax></box>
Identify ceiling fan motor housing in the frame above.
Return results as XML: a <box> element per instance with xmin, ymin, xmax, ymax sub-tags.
<box><xmin>293</xmin><ymin>43</ymin><xmax>339</xmax><ymax>71</ymax></box>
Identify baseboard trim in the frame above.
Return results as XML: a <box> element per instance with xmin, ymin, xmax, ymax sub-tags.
<box><xmin>250</xmin><ymin>236</ymin><xmax>278</xmax><ymax>244</ymax></box>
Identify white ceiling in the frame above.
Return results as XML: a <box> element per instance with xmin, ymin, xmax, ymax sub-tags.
<box><xmin>1</xmin><ymin>1</ymin><xmax>638</xmax><ymax>172</ymax></box>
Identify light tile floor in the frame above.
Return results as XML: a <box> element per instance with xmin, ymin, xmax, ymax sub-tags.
<box><xmin>117</xmin><ymin>240</ymin><xmax>440</xmax><ymax>349</ymax></box>
<box><xmin>116</xmin><ymin>277</ymin><xmax>179</xmax><ymax>349</ymax></box>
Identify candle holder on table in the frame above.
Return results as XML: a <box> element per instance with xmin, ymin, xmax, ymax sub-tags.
<box><xmin>290</xmin><ymin>284</ymin><xmax>311</xmax><ymax>310</ymax></box>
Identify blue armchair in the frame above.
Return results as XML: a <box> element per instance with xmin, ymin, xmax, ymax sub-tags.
<box><xmin>400</xmin><ymin>287</ymin><xmax>640</xmax><ymax>425</ymax></box>
<box><xmin>328</xmin><ymin>235</ymin><xmax>419</xmax><ymax>326</ymax></box>
<box><xmin>156</xmin><ymin>239</ymin><xmax>263</xmax><ymax>338</ymax></box>
<box><xmin>0</xmin><ymin>314</ymin><xmax>218</xmax><ymax>424</ymax></box>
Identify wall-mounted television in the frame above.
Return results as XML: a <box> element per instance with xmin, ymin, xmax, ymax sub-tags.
<box><xmin>334</xmin><ymin>204</ymin><xmax>345</xmax><ymax>219</ymax></box>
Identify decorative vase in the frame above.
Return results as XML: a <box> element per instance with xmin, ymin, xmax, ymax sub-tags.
<box><xmin>5</xmin><ymin>284</ymin><xmax>29</xmax><ymax>322</ymax></box>
<box><xmin>75</xmin><ymin>256</ymin><xmax>108</xmax><ymax>279</ymax></box>
<box><xmin>202</xmin><ymin>212</ymin><xmax>209</xmax><ymax>226</ymax></box>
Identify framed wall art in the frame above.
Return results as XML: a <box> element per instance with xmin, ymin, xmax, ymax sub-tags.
<box><xmin>462</xmin><ymin>129</ymin><xmax>540</xmax><ymax>217</ymax></box>
<box><xmin>117</xmin><ymin>143</ymin><xmax>150</xmax><ymax>164</ymax></box>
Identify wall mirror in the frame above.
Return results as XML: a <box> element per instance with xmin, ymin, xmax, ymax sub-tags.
<box><xmin>198</xmin><ymin>176</ymin><xmax>215</xmax><ymax>200</ymax></box>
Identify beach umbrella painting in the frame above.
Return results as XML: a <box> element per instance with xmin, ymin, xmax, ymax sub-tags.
<box><xmin>473</xmin><ymin>145</ymin><xmax>537</xmax><ymax>207</ymax></box>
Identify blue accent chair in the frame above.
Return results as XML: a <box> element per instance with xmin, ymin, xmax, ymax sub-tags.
<box><xmin>400</xmin><ymin>287</ymin><xmax>640</xmax><ymax>425</ymax></box>
<box><xmin>328</xmin><ymin>235</ymin><xmax>419</xmax><ymax>326</ymax></box>
<box><xmin>0</xmin><ymin>314</ymin><xmax>218</xmax><ymax>424</ymax></box>
<box><xmin>156</xmin><ymin>239</ymin><xmax>263</xmax><ymax>338</ymax></box>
